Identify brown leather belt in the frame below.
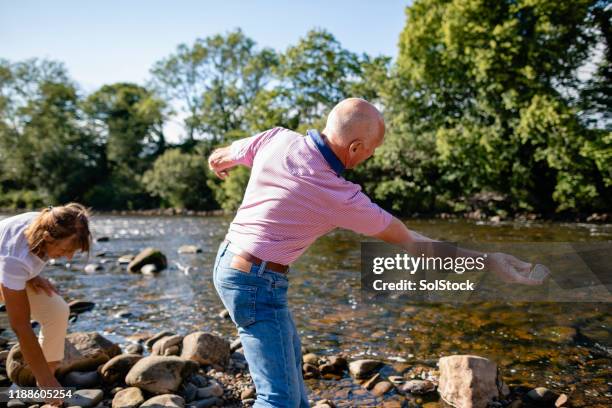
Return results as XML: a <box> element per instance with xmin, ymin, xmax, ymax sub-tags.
<box><xmin>225</xmin><ymin>241</ymin><xmax>289</xmax><ymax>274</ymax></box>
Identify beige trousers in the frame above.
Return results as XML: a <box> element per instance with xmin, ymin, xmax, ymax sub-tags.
<box><xmin>1</xmin><ymin>286</ymin><xmax>69</xmax><ymax>362</ymax></box>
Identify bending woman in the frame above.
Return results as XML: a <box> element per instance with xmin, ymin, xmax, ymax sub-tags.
<box><xmin>0</xmin><ymin>204</ymin><xmax>91</xmax><ymax>404</ymax></box>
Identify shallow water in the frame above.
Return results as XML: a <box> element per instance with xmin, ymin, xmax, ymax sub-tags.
<box><xmin>1</xmin><ymin>214</ymin><xmax>610</xmax><ymax>406</ymax></box>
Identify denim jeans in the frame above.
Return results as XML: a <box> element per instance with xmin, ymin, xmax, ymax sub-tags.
<box><xmin>213</xmin><ymin>241</ymin><xmax>310</xmax><ymax>408</ymax></box>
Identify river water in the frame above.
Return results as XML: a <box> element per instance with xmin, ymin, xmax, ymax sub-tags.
<box><xmin>0</xmin><ymin>214</ymin><xmax>610</xmax><ymax>406</ymax></box>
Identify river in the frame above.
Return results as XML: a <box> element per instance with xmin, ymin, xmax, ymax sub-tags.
<box><xmin>0</xmin><ymin>214</ymin><xmax>610</xmax><ymax>406</ymax></box>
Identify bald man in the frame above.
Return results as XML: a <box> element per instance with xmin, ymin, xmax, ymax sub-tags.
<box><xmin>208</xmin><ymin>98</ymin><xmax>541</xmax><ymax>407</ymax></box>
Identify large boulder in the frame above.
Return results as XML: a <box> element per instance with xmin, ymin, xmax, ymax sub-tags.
<box><xmin>100</xmin><ymin>354</ymin><xmax>143</xmax><ymax>383</ymax></box>
<box><xmin>180</xmin><ymin>332</ymin><xmax>230</xmax><ymax>368</ymax></box>
<box><xmin>127</xmin><ymin>248</ymin><xmax>167</xmax><ymax>274</ymax></box>
<box><xmin>125</xmin><ymin>356</ymin><xmax>198</xmax><ymax>394</ymax></box>
<box><xmin>438</xmin><ymin>355</ymin><xmax>505</xmax><ymax>408</ymax></box>
<box><xmin>7</xmin><ymin>332</ymin><xmax>121</xmax><ymax>386</ymax></box>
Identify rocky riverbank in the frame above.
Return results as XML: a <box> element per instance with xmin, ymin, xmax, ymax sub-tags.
<box><xmin>0</xmin><ymin>324</ymin><xmax>572</xmax><ymax>408</ymax></box>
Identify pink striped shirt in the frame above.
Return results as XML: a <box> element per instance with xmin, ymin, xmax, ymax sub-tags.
<box><xmin>225</xmin><ymin>127</ymin><xmax>393</xmax><ymax>265</ymax></box>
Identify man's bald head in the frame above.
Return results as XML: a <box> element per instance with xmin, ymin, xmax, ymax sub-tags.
<box><xmin>322</xmin><ymin>98</ymin><xmax>385</xmax><ymax>169</ymax></box>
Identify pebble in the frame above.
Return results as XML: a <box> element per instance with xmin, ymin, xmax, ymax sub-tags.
<box><xmin>178</xmin><ymin>245</ymin><xmax>202</xmax><ymax>254</ymax></box>
<box><xmin>303</xmin><ymin>363</ymin><xmax>319</xmax><ymax>379</ymax></box>
<box><xmin>527</xmin><ymin>387</ymin><xmax>557</xmax><ymax>402</ymax></box>
<box><xmin>327</xmin><ymin>355</ymin><xmax>348</xmax><ymax>371</ymax></box>
<box><xmin>114</xmin><ymin>311</ymin><xmax>134</xmax><ymax>319</ymax></box>
<box><xmin>140</xmin><ymin>394</ymin><xmax>184</xmax><ymax>408</ymax></box>
<box><xmin>128</xmin><ymin>248</ymin><xmax>167</xmax><ymax>274</ymax></box>
<box><xmin>141</xmin><ymin>264</ymin><xmax>158</xmax><ymax>275</ymax></box>
<box><xmin>68</xmin><ymin>300</ymin><xmax>96</xmax><ymax>315</ymax></box>
<box><xmin>196</xmin><ymin>382</ymin><xmax>223</xmax><ymax>399</ymax></box>
<box><xmin>230</xmin><ymin>338</ymin><xmax>242</xmax><ymax>353</ymax></box>
<box><xmin>100</xmin><ymin>354</ymin><xmax>144</xmax><ymax>384</ymax></box>
<box><xmin>302</xmin><ymin>353</ymin><xmax>319</xmax><ymax>365</ymax></box>
<box><xmin>117</xmin><ymin>255</ymin><xmax>134</xmax><ymax>265</ymax></box>
<box><xmin>152</xmin><ymin>334</ymin><xmax>183</xmax><ymax>356</ymax></box>
<box><xmin>65</xmin><ymin>389</ymin><xmax>104</xmax><ymax>407</ymax></box>
<box><xmin>124</xmin><ymin>343</ymin><xmax>143</xmax><ymax>355</ymax></box>
<box><xmin>189</xmin><ymin>374</ymin><xmax>207</xmax><ymax>387</ymax></box>
<box><xmin>84</xmin><ymin>264</ymin><xmax>103</xmax><ymax>273</ymax></box>
<box><xmin>145</xmin><ymin>330</ymin><xmax>175</xmax><ymax>349</ymax></box>
<box><xmin>111</xmin><ymin>387</ymin><xmax>144</xmax><ymax>408</ymax></box>
<box><xmin>362</xmin><ymin>372</ymin><xmax>381</xmax><ymax>390</ymax></box>
<box><xmin>190</xmin><ymin>397</ymin><xmax>223</xmax><ymax>408</ymax></box>
<box><xmin>372</xmin><ymin>380</ymin><xmax>394</xmax><ymax>396</ymax></box>
<box><xmin>63</xmin><ymin>370</ymin><xmax>101</xmax><ymax>388</ymax></box>
<box><xmin>348</xmin><ymin>359</ymin><xmax>384</xmax><ymax>379</ymax></box>
<box><xmin>182</xmin><ymin>382</ymin><xmax>198</xmax><ymax>402</ymax></box>
<box><xmin>241</xmin><ymin>387</ymin><xmax>256</xmax><ymax>400</ymax></box>
<box><xmin>400</xmin><ymin>379</ymin><xmax>435</xmax><ymax>395</ymax></box>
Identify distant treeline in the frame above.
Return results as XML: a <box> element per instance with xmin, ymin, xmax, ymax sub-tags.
<box><xmin>1</xmin><ymin>0</ymin><xmax>610</xmax><ymax>218</ymax></box>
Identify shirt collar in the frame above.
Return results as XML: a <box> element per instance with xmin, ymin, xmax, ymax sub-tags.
<box><xmin>307</xmin><ymin>129</ymin><xmax>345</xmax><ymax>176</ymax></box>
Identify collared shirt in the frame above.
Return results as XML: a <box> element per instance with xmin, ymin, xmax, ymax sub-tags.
<box><xmin>225</xmin><ymin>127</ymin><xmax>393</xmax><ymax>265</ymax></box>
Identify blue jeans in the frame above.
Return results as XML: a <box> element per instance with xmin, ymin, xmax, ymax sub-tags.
<box><xmin>213</xmin><ymin>241</ymin><xmax>310</xmax><ymax>408</ymax></box>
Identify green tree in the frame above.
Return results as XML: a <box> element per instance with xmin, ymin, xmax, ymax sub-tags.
<box><xmin>83</xmin><ymin>83</ymin><xmax>166</xmax><ymax>209</ymax></box>
<box><xmin>150</xmin><ymin>29</ymin><xmax>278</xmax><ymax>143</ymax></box>
<box><xmin>0</xmin><ymin>59</ymin><xmax>101</xmax><ymax>206</ymax></box>
<box><xmin>379</xmin><ymin>0</ymin><xmax>611</xmax><ymax>214</ymax></box>
<box><xmin>142</xmin><ymin>148</ymin><xmax>216</xmax><ymax>210</ymax></box>
<box><xmin>279</xmin><ymin>29</ymin><xmax>362</xmax><ymax>129</ymax></box>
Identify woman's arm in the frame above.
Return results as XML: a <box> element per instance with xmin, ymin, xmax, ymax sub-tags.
<box><xmin>0</xmin><ymin>285</ymin><xmax>62</xmax><ymax>388</ymax></box>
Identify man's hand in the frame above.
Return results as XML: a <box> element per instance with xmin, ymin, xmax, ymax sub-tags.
<box><xmin>27</xmin><ymin>276</ymin><xmax>59</xmax><ymax>296</ymax></box>
<box><xmin>208</xmin><ymin>147</ymin><xmax>233</xmax><ymax>180</ymax></box>
<box><xmin>486</xmin><ymin>252</ymin><xmax>550</xmax><ymax>285</ymax></box>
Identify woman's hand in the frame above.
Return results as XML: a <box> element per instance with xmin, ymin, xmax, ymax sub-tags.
<box><xmin>487</xmin><ymin>252</ymin><xmax>550</xmax><ymax>285</ymax></box>
<box><xmin>26</xmin><ymin>276</ymin><xmax>59</xmax><ymax>296</ymax></box>
<box><xmin>38</xmin><ymin>377</ymin><xmax>64</xmax><ymax>406</ymax></box>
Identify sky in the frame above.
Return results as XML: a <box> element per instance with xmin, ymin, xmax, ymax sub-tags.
<box><xmin>1</xmin><ymin>0</ymin><xmax>409</xmax><ymax>92</ymax></box>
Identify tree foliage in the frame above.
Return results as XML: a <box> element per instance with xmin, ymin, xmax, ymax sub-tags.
<box><xmin>371</xmin><ymin>0</ymin><xmax>611</xmax><ymax>215</ymax></box>
<box><xmin>0</xmin><ymin>7</ymin><xmax>609</xmax><ymax>215</ymax></box>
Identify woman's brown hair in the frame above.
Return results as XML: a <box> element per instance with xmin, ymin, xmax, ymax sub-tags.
<box><xmin>24</xmin><ymin>203</ymin><xmax>92</xmax><ymax>258</ymax></box>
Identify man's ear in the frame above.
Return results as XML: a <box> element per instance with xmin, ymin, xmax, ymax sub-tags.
<box><xmin>349</xmin><ymin>140</ymin><xmax>363</xmax><ymax>154</ymax></box>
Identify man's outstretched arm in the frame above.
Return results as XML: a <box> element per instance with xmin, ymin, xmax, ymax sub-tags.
<box><xmin>373</xmin><ymin>217</ymin><xmax>548</xmax><ymax>285</ymax></box>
